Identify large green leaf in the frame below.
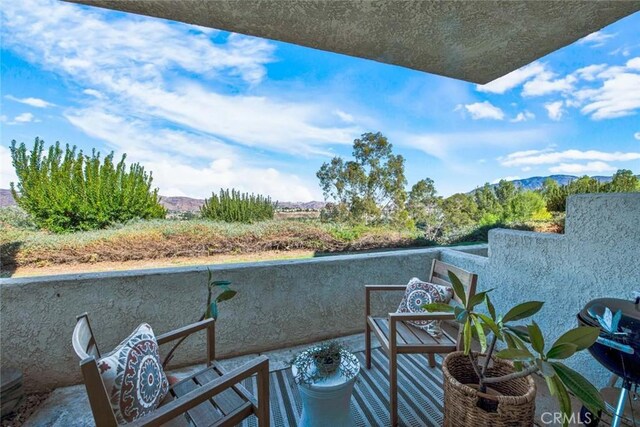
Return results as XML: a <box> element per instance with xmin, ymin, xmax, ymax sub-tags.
<box><xmin>455</xmin><ymin>307</ymin><xmax>469</xmax><ymax>324</ymax></box>
<box><xmin>208</xmin><ymin>302</ymin><xmax>218</xmax><ymax>320</ymax></box>
<box><xmin>467</xmin><ymin>289</ymin><xmax>494</xmax><ymax>310</ymax></box>
<box><xmin>502</xmin><ymin>301</ymin><xmax>544</xmax><ymax>323</ymax></box>
<box><xmin>485</xmin><ymin>294</ymin><xmax>496</xmax><ymax>320</ymax></box>
<box><xmin>551</xmin><ymin>362</ymin><xmax>604</xmax><ymax>414</ymax></box>
<box><xmin>528</xmin><ymin>321</ymin><xmax>544</xmax><ymax>355</ymax></box>
<box><xmin>216</xmin><ymin>289</ymin><xmax>237</xmax><ymax>303</ymax></box>
<box><xmin>551</xmin><ymin>375</ymin><xmax>572</xmax><ymax>427</ymax></box>
<box><xmin>506</xmin><ymin>325</ymin><xmax>531</xmax><ymax>343</ymax></box>
<box><xmin>473</xmin><ymin>316</ymin><xmax>487</xmax><ymax>352</ymax></box>
<box><xmin>477</xmin><ymin>313</ymin><xmax>500</xmax><ymax>336</ymax></box>
<box><xmin>495</xmin><ymin>348</ymin><xmax>534</xmax><ymax>361</ymax></box>
<box><xmin>551</xmin><ymin>326</ymin><xmax>600</xmax><ymax>352</ymax></box>
<box><xmin>448</xmin><ymin>271</ymin><xmax>467</xmax><ymax>306</ymax></box>
<box><xmin>546</xmin><ymin>343</ymin><xmax>577</xmax><ymax>360</ymax></box>
<box><xmin>422</xmin><ymin>302</ymin><xmax>454</xmax><ymax>313</ymax></box>
<box><xmin>463</xmin><ymin>318</ymin><xmax>472</xmax><ymax>355</ymax></box>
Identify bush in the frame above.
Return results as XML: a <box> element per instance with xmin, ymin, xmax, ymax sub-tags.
<box><xmin>0</xmin><ymin>206</ymin><xmax>37</xmax><ymax>230</ymax></box>
<box><xmin>10</xmin><ymin>138</ymin><xmax>166</xmax><ymax>232</ymax></box>
<box><xmin>201</xmin><ymin>189</ymin><xmax>274</xmax><ymax>223</ymax></box>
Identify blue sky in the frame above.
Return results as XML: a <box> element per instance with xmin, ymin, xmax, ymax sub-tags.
<box><xmin>1</xmin><ymin>1</ymin><xmax>639</xmax><ymax>201</ymax></box>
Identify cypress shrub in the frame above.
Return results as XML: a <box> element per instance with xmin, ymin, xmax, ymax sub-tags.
<box><xmin>10</xmin><ymin>138</ymin><xmax>166</xmax><ymax>232</ymax></box>
<box><xmin>201</xmin><ymin>189</ymin><xmax>274</xmax><ymax>223</ymax></box>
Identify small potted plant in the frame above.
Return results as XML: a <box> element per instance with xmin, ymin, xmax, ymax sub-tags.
<box><xmin>291</xmin><ymin>341</ymin><xmax>358</xmax><ymax>386</ymax></box>
<box><xmin>423</xmin><ymin>271</ymin><xmax>605</xmax><ymax>427</ymax></box>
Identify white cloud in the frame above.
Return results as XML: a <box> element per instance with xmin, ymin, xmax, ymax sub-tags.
<box><xmin>0</xmin><ymin>0</ymin><xmax>359</xmax><ymax>157</ymax></box>
<box><xmin>399</xmin><ymin>129</ymin><xmax>547</xmax><ymax>161</ymax></box>
<box><xmin>334</xmin><ymin>110</ymin><xmax>354</xmax><ymax>123</ymax></box>
<box><xmin>499</xmin><ymin>149</ymin><xmax>640</xmax><ymax>167</ymax></box>
<box><xmin>522</xmin><ymin>72</ymin><xmax>576</xmax><ymax>96</ymax></box>
<box><xmin>578</xmin><ymin>31</ymin><xmax>615</xmax><ymax>47</ymax></box>
<box><xmin>457</xmin><ymin>101</ymin><xmax>505</xmax><ymax>120</ymax></box>
<box><xmin>578</xmin><ymin>71</ymin><xmax>640</xmax><ymax>119</ymax></box>
<box><xmin>65</xmin><ymin>108</ymin><xmax>321</xmax><ymax>201</ymax></box>
<box><xmin>575</xmin><ymin>64</ymin><xmax>608</xmax><ymax>81</ymax></box>
<box><xmin>544</xmin><ymin>101</ymin><xmax>564</xmax><ymax>121</ymax></box>
<box><xmin>635</xmin><ymin>132</ymin><xmax>640</xmax><ymax>141</ymax></box>
<box><xmin>510</xmin><ymin>111</ymin><xmax>535</xmax><ymax>123</ymax></box>
<box><xmin>82</xmin><ymin>89</ymin><xmax>104</xmax><ymax>99</ymax></box>
<box><xmin>476</xmin><ymin>62</ymin><xmax>545</xmax><ymax>94</ymax></box>
<box><xmin>13</xmin><ymin>112</ymin><xmax>35</xmax><ymax>123</ymax></box>
<box><xmin>5</xmin><ymin>95</ymin><xmax>54</xmax><ymax>108</ymax></box>
<box><xmin>549</xmin><ymin>161</ymin><xmax>617</xmax><ymax>174</ymax></box>
<box><xmin>0</xmin><ymin>145</ymin><xmax>19</xmax><ymax>188</ymax></box>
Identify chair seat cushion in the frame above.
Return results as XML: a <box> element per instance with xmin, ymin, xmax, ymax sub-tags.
<box><xmin>97</xmin><ymin>323</ymin><xmax>169</xmax><ymax>424</ymax></box>
<box><xmin>397</xmin><ymin>278</ymin><xmax>453</xmax><ymax>334</ymax></box>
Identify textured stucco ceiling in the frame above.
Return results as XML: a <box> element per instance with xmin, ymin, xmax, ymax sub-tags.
<box><xmin>70</xmin><ymin>1</ymin><xmax>640</xmax><ymax>84</ymax></box>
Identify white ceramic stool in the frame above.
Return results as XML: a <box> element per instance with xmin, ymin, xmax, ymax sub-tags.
<box><xmin>292</xmin><ymin>353</ymin><xmax>360</xmax><ymax>427</ymax></box>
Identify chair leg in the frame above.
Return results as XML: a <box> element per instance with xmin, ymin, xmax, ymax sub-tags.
<box><xmin>389</xmin><ymin>352</ymin><xmax>398</xmax><ymax>426</ymax></box>
<box><xmin>427</xmin><ymin>353</ymin><xmax>436</xmax><ymax>368</ymax></box>
<box><xmin>257</xmin><ymin>361</ymin><xmax>270</xmax><ymax>427</ymax></box>
<box><xmin>365</xmin><ymin>321</ymin><xmax>371</xmax><ymax>369</ymax></box>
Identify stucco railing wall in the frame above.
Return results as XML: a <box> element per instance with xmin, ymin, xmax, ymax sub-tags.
<box><xmin>1</xmin><ymin>245</ymin><xmax>488</xmax><ymax>392</ymax></box>
<box><xmin>441</xmin><ymin>193</ymin><xmax>640</xmax><ymax>387</ymax></box>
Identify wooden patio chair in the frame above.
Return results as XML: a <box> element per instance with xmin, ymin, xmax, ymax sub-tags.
<box><xmin>365</xmin><ymin>259</ymin><xmax>478</xmax><ymax>426</ymax></box>
<box><xmin>72</xmin><ymin>313</ymin><xmax>270</xmax><ymax>427</ymax></box>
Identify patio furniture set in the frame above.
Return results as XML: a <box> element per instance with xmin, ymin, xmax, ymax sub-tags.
<box><xmin>71</xmin><ymin>260</ymin><xmax>639</xmax><ymax>426</ymax></box>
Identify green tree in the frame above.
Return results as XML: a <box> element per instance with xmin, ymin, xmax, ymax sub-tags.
<box><xmin>567</xmin><ymin>175</ymin><xmax>601</xmax><ymax>194</ymax></box>
<box><xmin>495</xmin><ymin>179</ymin><xmax>518</xmax><ymax>207</ymax></box>
<box><xmin>441</xmin><ymin>193</ymin><xmax>478</xmax><ymax>233</ymax></box>
<box><xmin>200</xmin><ymin>189</ymin><xmax>274</xmax><ymax>223</ymax></box>
<box><xmin>541</xmin><ymin>178</ymin><xmax>567</xmax><ymax>212</ymax></box>
<box><xmin>10</xmin><ymin>138</ymin><xmax>165</xmax><ymax>232</ymax></box>
<box><xmin>406</xmin><ymin>178</ymin><xmax>442</xmax><ymax>228</ymax></box>
<box><xmin>317</xmin><ymin>132</ymin><xmax>407</xmax><ymax>223</ymax></box>
<box><xmin>508</xmin><ymin>191</ymin><xmax>552</xmax><ymax>222</ymax></box>
<box><xmin>474</xmin><ymin>183</ymin><xmax>502</xmax><ymax>224</ymax></box>
<box><xmin>606</xmin><ymin>169</ymin><xmax>640</xmax><ymax>192</ymax></box>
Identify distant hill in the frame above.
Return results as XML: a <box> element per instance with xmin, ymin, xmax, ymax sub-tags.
<box><xmin>0</xmin><ymin>189</ymin><xmax>16</xmax><ymax>207</ymax></box>
<box><xmin>490</xmin><ymin>175</ymin><xmax>614</xmax><ymax>191</ymax></box>
<box><xmin>0</xmin><ymin>190</ymin><xmax>326</xmax><ymax>212</ymax></box>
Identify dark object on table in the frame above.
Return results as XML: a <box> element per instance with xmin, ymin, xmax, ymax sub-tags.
<box><xmin>577</xmin><ymin>297</ymin><xmax>640</xmax><ymax>427</ymax></box>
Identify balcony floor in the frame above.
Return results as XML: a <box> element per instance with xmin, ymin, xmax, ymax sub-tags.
<box><xmin>24</xmin><ymin>332</ymin><xmax>574</xmax><ymax>427</ymax></box>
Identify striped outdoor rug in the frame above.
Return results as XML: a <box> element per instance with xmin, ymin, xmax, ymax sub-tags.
<box><xmin>239</xmin><ymin>348</ymin><xmax>445</xmax><ymax>427</ymax></box>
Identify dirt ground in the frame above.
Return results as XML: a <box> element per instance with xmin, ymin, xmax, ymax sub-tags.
<box><xmin>2</xmin><ymin>249</ymin><xmax>316</xmax><ymax>278</ymax></box>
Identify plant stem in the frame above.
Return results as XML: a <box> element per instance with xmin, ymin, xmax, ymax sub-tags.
<box><xmin>481</xmin><ymin>335</ymin><xmax>498</xmax><ymax>376</ymax></box>
<box><xmin>162</xmin><ymin>312</ymin><xmax>206</xmax><ymax>369</ymax></box>
<box><xmin>482</xmin><ymin>365</ymin><xmax>537</xmax><ymax>384</ymax></box>
<box><xmin>468</xmin><ymin>353</ymin><xmax>484</xmax><ymax>385</ymax></box>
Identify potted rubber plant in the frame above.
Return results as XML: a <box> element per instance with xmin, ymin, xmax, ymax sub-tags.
<box><xmin>423</xmin><ymin>272</ymin><xmax>605</xmax><ymax>427</ymax></box>
<box><xmin>163</xmin><ymin>269</ymin><xmax>237</xmax><ymax>368</ymax></box>
<box><xmin>291</xmin><ymin>341</ymin><xmax>358</xmax><ymax>386</ymax></box>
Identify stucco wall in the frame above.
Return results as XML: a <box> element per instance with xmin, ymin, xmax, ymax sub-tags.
<box><xmin>1</xmin><ymin>193</ymin><xmax>637</xmax><ymax>393</ymax></box>
<box><xmin>441</xmin><ymin>193</ymin><xmax>640</xmax><ymax>387</ymax></box>
<box><xmin>3</xmin><ymin>246</ymin><xmax>485</xmax><ymax>391</ymax></box>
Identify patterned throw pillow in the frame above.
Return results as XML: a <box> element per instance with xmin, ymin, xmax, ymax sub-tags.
<box><xmin>97</xmin><ymin>323</ymin><xmax>169</xmax><ymax>424</ymax></box>
<box><xmin>397</xmin><ymin>278</ymin><xmax>454</xmax><ymax>336</ymax></box>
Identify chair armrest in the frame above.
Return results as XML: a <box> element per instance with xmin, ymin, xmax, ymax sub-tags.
<box><xmin>365</xmin><ymin>285</ymin><xmax>408</xmax><ymax>292</ymax></box>
<box><xmin>365</xmin><ymin>285</ymin><xmax>407</xmax><ymax>316</ymax></box>
<box><xmin>388</xmin><ymin>312</ymin><xmax>455</xmax><ymax>322</ymax></box>
<box><xmin>130</xmin><ymin>355</ymin><xmax>269</xmax><ymax>427</ymax></box>
<box><xmin>156</xmin><ymin>318</ymin><xmax>215</xmax><ymax>346</ymax></box>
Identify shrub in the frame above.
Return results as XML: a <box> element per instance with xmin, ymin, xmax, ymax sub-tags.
<box><xmin>200</xmin><ymin>189</ymin><xmax>274</xmax><ymax>223</ymax></box>
<box><xmin>10</xmin><ymin>138</ymin><xmax>166</xmax><ymax>232</ymax></box>
<box><xmin>0</xmin><ymin>206</ymin><xmax>37</xmax><ymax>230</ymax></box>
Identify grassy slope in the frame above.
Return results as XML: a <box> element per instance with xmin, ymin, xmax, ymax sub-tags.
<box><xmin>0</xmin><ymin>219</ymin><xmax>430</xmax><ymax>269</ymax></box>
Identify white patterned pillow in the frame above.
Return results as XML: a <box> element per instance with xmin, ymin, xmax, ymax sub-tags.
<box><xmin>397</xmin><ymin>278</ymin><xmax>453</xmax><ymax>335</ymax></box>
<box><xmin>97</xmin><ymin>323</ymin><xmax>169</xmax><ymax>424</ymax></box>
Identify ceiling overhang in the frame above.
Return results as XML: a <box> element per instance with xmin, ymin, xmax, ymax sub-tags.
<box><xmin>69</xmin><ymin>1</ymin><xmax>640</xmax><ymax>84</ymax></box>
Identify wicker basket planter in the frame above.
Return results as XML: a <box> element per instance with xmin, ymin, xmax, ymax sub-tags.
<box><xmin>442</xmin><ymin>351</ymin><xmax>536</xmax><ymax>427</ymax></box>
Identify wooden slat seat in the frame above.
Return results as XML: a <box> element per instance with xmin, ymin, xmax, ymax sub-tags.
<box><xmin>368</xmin><ymin>316</ymin><xmax>458</xmax><ymax>354</ymax></box>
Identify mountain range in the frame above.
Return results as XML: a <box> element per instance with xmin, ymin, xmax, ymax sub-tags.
<box><xmin>0</xmin><ymin>174</ymin><xmax>626</xmax><ymax>212</ymax></box>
